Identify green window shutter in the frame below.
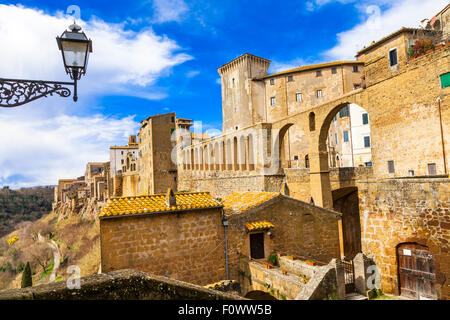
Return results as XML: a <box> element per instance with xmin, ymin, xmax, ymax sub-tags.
<box><xmin>441</xmin><ymin>73</ymin><xmax>450</xmax><ymax>88</ymax></box>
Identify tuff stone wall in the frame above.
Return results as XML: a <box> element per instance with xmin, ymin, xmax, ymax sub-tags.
<box><xmin>0</xmin><ymin>269</ymin><xmax>242</xmax><ymax>300</ymax></box>
<box><xmin>225</xmin><ymin>197</ymin><xmax>341</xmax><ymax>281</ymax></box>
<box><xmin>121</xmin><ymin>173</ymin><xmax>139</xmax><ymax>197</ymax></box>
<box><xmin>358</xmin><ymin>177</ymin><xmax>450</xmax><ymax>300</ymax></box>
<box><xmin>178</xmin><ymin>171</ymin><xmax>284</xmax><ymax>198</ymax></box>
<box><xmin>284</xmin><ymin>167</ymin><xmax>373</xmax><ymax>202</ymax></box>
<box><xmin>100</xmin><ymin>208</ymin><xmax>226</xmax><ymax>286</ymax></box>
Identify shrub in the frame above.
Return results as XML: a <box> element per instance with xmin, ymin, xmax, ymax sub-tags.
<box><xmin>21</xmin><ymin>262</ymin><xmax>32</xmax><ymax>288</ymax></box>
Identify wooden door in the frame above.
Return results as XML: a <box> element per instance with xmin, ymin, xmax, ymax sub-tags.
<box><xmin>250</xmin><ymin>233</ymin><xmax>265</xmax><ymax>259</ymax></box>
<box><xmin>397</xmin><ymin>243</ymin><xmax>437</xmax><ymax>300</ymax></box>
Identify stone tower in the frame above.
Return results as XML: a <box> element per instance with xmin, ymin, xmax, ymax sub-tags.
<box><xmin>218</xmin><ymin>53</ymin><xmax>270</xmax><ymax>134</ymax></box>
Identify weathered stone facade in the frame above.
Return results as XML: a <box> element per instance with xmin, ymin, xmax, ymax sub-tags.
<box><xmin>100</xmin><ymin>197</ymin><xmax>226</xmax><ymax>286</ymax></box>
<box><xmin>358</xmin><ymin>178</ymin><xmax>450</xmax><ymax>299</ymax></box>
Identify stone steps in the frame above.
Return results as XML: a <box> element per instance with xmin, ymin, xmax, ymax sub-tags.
<box><xmin>345</xmin><ymin>292</ymin><xmax>368</xmax><ymax>300</ymax></box>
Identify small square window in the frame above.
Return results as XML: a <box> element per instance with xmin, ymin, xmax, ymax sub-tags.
<box><xmin>353</xmin><ymin>65</ymin><xmax>359</xmax><ymax>72</ymax></box>
<box><xmin>288</xmin><ymin>75</ymin><xmax>293</xmax><ymax>82</ymax></box>
<box><xmin>270</xmin><ymin>79</ymin><xmax>275</xmax><ymax>85</ymax></box>
<box><xmin>270</xmin><ymin>97</ymin><xmax>276</xmax><ymax>106</ymax></box>
<box><xmin>427</xmin><ymin>163</ymin><xmax>437</xmax><ymax>175</ymax></box>
<box><xmin>296</xmin><ymin>93</ymin><xmax>302</xmax><ymax>102</ymax></box>
<box><xmin>364</xmin><ymin>136</ymin><xmax>371</xmax><ymax>148</ymax></box>
<box><xmin>441</xmin><ymin>72</ymin><xmax>450</xmax><ymax>88</ymax></box>
<box><xmin>343</xmin><ymin>131</ymin><xmax>349</xmax><ymax>142</ymax></box>
<box><xmin>388</xmin><ymin>160</ymin><xmax>395</xmax><ymax>173</ymax></box>
<box><xmin>389</xmin><ymin>48</ymin><xmax>398</xmax><ymax>67</ymax></box>
<box><xmin>331</xmin><ymin>68</ymin><xmax>337</xmax><ymax>74</ymax></box>
<box><xmin>294</xmin><ymin>155</ymin><xmax>299</xmax><ymax>160</ymax></box>
<box><xmin>316</xmin><ymin>70</ymin><xmax>322</xmax><ymax>77</ymax></box>
<box><xmin>354</xmin><ymin>84</ymin><xmax>361</xmax><ymax>90</ymax></box>
<box><xmin>362</xmin><ymin>113</ymin><xmax>369</xmax><ymax>125</ymax></box>
<box><xmin>408</xmin><ymin>170</ymin><xmax>415</xmax><ymax>176</ymax></box>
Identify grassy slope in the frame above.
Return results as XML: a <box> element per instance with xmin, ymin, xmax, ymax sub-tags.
<box><xmin>0</xmin><ymin>209</ymin><xmax>100</xmax><ymax>290</ymax></box>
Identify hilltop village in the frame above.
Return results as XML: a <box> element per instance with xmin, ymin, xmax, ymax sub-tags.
<box><xmin>51</xmin><ymin>4</ymin><xmax>450</xmax><ymax>300</ymax></box>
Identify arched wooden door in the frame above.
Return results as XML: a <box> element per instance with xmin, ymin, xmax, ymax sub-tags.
<box><xmin>397</xmin><ymin>243</ymin><xmax>437</xmax><ymax>299</ymax></box>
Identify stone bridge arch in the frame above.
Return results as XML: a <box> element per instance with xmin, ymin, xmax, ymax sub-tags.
<box><xmin>272</xmin><ymin>90</ymin><xmax>366</xmax><ymax>209</ymax></box>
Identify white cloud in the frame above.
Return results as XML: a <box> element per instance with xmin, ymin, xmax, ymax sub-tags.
<box><xmin>152</xmin><ymin>0</ymin><xmax>189</xmax><ymax>23</ymax></box>
<box><xmin>0</xmin><ymin>4</ymin><xmax>192</xmax><ymax>90</ymax></box>
<box><xmin>186</xmin><ymin>70</ymin><xmax>200</xmax><ymax>78</ymax></box>
<box><xmin>0</xmin><ymin>4</ymin><xmax>193</xmax><ymax>188</ymax></box>
<box><xmin>322</xmin><ymin>0</ymin><xmax>449</xmax><ymax>60</ymax></box>
<box><xmin>0</xmin><ymin>111</ymin><xmax>140</xmax><ymax>188</ymax></box>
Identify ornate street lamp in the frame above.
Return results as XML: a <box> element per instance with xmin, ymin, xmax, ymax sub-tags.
<box><xmin>0</xmin><ymin>22</ymin><xmax>92</xmax><ymax>107</ymax></box>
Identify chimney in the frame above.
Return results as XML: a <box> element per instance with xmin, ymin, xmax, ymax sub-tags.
<box><xmin>166</xmin><ymin>188</ymin><xmax>177</xmax><ymax>207</ymax></box>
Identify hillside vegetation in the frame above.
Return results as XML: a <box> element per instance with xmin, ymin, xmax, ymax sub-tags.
<box><xmin>0</xmin><ymin>186</ymin><xmax>54</xmax><ymax>237</ymax></box>
<box><xmin>0</xmin><ymin>205</ymin><xmax>101</xmax><ymax>290</ymax></box>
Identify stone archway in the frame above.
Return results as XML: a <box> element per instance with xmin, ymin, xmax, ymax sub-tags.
<box><xmin>332</xmin><ymin>186</ymin><xmax>362</xmax><ymax>259</ymax></box>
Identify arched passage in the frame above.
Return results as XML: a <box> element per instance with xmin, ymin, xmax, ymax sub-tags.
<box><xmin>278</xmin><ymin>123</ymin><xmax>308</xmax><ymax>170</ymax></box>
<box><xmin>332</xmin><ymin>186</ymin><xmax>362</xmax><ymax>259</ymax></box>
<box><xmin>324</xmin><ymin>104</ymin><xmax>372</xmax><ymax>168</ymax></box>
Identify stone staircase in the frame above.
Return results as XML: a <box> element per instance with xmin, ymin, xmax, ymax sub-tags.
<box><xmin>345</xmin><ymin>292</ymin><xmax>368</xmax><ymax>300</ymax></box>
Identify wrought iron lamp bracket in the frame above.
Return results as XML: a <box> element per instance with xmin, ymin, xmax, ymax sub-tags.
<box><xmin>0</xmin><ymin>78</ymin><xmax>77</xmax><ymax>108</ymax></box>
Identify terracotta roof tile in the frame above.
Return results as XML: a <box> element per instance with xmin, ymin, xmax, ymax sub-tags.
<box><xmin>245</xmin><ymin>221</ymin><xmax>275</xmax><ymax>231</ymax></box>
<box><xmin>99</xmin><ymin>192</ymin><xmax>222</xmax><ymax>218</ymax></box>
<box><xmin>222</xmin><ymin>192</ymin><xmax>281</xmax><ymax>215</ymax></box>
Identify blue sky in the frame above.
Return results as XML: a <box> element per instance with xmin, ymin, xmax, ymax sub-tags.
<box><xmin>0</xmin><ymin>0</ymin><xmax>447</xmax><ymax>188</ymax></box>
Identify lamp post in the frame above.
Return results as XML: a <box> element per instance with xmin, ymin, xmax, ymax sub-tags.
<box><xmin>0</xmin><ymin>22</ymin><xmax>92</xmax><ymax>107</ymax></box>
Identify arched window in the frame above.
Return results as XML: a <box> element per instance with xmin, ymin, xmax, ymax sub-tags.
<box><xmin>305</xmin><ymin>154</ymin><xmax>310</xmax><ymax>169</ymax></box>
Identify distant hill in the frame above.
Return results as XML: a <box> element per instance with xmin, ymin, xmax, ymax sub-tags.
<box><xmin>0</xmin><ymin>186</ymin><xmax>54</xmax><ymax>237</ymax></box>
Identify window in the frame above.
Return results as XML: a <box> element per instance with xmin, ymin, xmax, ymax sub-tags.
<box><xmin>234</xmin><ymin>106</ymin><xmax>238</xmax><ymax>113</ymax></box>
<box><xmin>353</xmin><ymin>65</ymin><xmax>359</xmax><ymax>72</ymax></box>
<box><xmin>362</xmin><ymin>113</ymin><xmax>369</xmax><ymax>125</ymax></box>
<box><xmin>408</xmin><ymin>170</ymin><xmax>415</xmax><ymax>176</ymax></box>
<box><xmin>305</xmin><ymin>155</ymin><xmax>309</xmax><ymax>168</ymax></box>
<box><xmin>316</xmin><ymin>70</ymin><xmax>322</xmax><ymax>77</ymax></box>
<box><xmin>250</xmin><ymin>233</ymin><xmax>265</xmax><ymax>259</ymax></box>
<box><xmin>331</xmin><ymin>68</ymin><xmax>337</xmax><ymax>74</ymax></box>
<box><xmin>343</xmin><ymin>131</ymin><xmax>349</xmax><ymax>142</ymax></box>
<box><xmin>288</xmin><ymin>75</ymin><xmax>293</xmax><ymax>82</ymax></box>
<box><xmin>334</xmin><ymin>115</ymin><xmax>337</xmax><ymax>121</ymax></box>
<box><xmin>121</xmin><ymin>151</ymin><xmax>123</xmax><ymax>155</ymax></box>
<box><xmin>339</xmin><ymin>105</ymin><xmax>349</xmax><ymax>118</ymax></box>
<box><xmin>354</xmin><ymin>84</ymin><xmax>361</xmax><ymax>90</ymax></box>
<box><xmin>335</xmin><ymin>133</ymin><xmax>338</xmax><ymax>145</ymax></box>
<box><xmin>294</xmin><ymin>155</ymin><xmax>299</xmax><ymax>160</ymax></box>
<box><xmin>364</xmin><ymin>136</ymin><xmax>371</xmax><ymax>148</ymax></box>
<box><xmin>171</xmin><ymin>116</ymin><xmax>175</xmax><ymax>123</ymax></box>
<box><xmin>296</xmin><ymin>92</ymin><xmax>302</xmax><ymax>102</ymax></box>
<box><xmin>171</xmin><ymin>128</ymin><xmax>175</xmax><ymax>134</ymax></box>
<box><xmin>269</xmin><ymin>79</ymin><xmax>274</xmax><ymax>85</ymax></box>
<box><xmin>427</xmin><ymin>163</ymin><xmax>437</xmax><ymax>175</ymax></box>
<box><xmin>388</xmin><ymin>160</ymin><xmax>395</xmax><ymax>173</ymax></box>
<box><xmin>270</xmin><ymin>97</ymin><xmax>276</xmax><ymax>106</ymax></box>
<box><xmin>365</xmin><ymin>162</ymin><xmax>372</xmax><ymax>167</ymax></box>
<box><xmin>317</xmin><ymin>89</ymin><xmax>323</xmax><ymax>98</ymax></box>
<box><xmin>389</xmin><ymin>48</ymin><xmax>398</xmax><ymax>67</ymax></box>
<box><xmin>121</xmin><ymin>159</ymin><xmax>124</xmax><ymax>164</ymax></box>
<box><xmin>441</xmin><ymin>72</ymin><xmax>450</xmax><ymax>88</ymax></box>
<box><xmin>235</xmin><ymin>126</ymin><xmax>238</xmax><ymax>130</ymax></box>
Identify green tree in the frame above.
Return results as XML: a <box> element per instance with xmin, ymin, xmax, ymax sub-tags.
<box><xmin>21</xmin><ymin>262</ymin><xmax>32</xmax><ymax>288</ymax></box>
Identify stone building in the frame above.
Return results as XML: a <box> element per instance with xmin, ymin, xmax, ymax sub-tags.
<box><xmin>109</xmin><ymin>135</ymin><xmax>138</xmax><ymax>179</ymax></box>
<box><xmin>137</xmin><ymin>113</ymin><xmax>178</xmax><ymax>195</ymax></box>
<box><xmin>99</xmin><ymin>190</ymin><xmax>226</xmax><ymax>285</ymax></box>
<box><xmin>175</xmin><ymin>6</ymin><xmax>450</xmax><ymax>299</ymax></box>
<box><xmin>222</xmin><ymin>191</ymin><xmax>341</xmax><ymax>281</ymax></box>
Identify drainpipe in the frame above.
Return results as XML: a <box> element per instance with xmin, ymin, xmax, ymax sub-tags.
<box><xmin>222</xmin><ymin>215</ymin><xmax>229</xmax><ymax>280</ymax></box>
<box><xmin>437</xmin><ymin>97</ymin><xmax>447</xmax><ymax>175</ymax></box>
